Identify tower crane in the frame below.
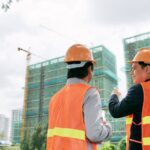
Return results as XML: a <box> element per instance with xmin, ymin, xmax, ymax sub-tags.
<box><xmin>18</xmin><ymin>47</ymin><xmax>31</xmax><ymax>139</ymax></box>
<box><xmin>18</xmin><ymin>47</ymin><xmax>46</xmax><ymax>139</ymax></box>
<box><xmin>18</xmin><ymin>47</ymin><xmax>31</xmax><ymax>66</ymax></box>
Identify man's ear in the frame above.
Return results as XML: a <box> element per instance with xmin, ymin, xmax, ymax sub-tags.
<box><xmin>146</xmin><ymin>65</ymin><xmax>150</xmax><ymax>74</ymax></box>
<box><xmin>88</xmin><ymin>66</ymin><xmax>92</xmax><ymax>73</ymax></box>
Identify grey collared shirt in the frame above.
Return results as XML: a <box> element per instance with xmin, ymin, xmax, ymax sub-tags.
<box><xmin>67</xmin><ymin>78</ymin><xmax>112</xmax><ymax>149</ymax></box>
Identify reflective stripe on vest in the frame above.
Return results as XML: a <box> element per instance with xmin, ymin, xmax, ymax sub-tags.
<box><xmin>143</xmin><ymin>116</ymin><xmax>150</xmax><ymax>124</ymax></box>
<box><xmin>126</xmin><ymin>115</ymin><xmax>133</xmax><ymax>150</ymax></box>
<box><xmin>47</xmin><ymin>127</ymin><xmax>85</xmax><ymax>140</ymax></box>
<box><xmin>126</xmin><ymin>117</ymin><xmax>132</xmax><ymax>125</ymax></box>
<box><xmin>143</xmin><ymin>137</ymin><xmax>150</xmax><ymax>146</ymax></box>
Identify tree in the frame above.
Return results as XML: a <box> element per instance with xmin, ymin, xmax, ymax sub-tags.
<box><xmin>20</xmin><ymin>124</ymin><xmax>47</xmax><ymax>150</ymax></box>
<box><xmin>1</xmin><ymin>0</ymin><xmax>20</xmax><ymax>11</ymax></box>
<box><xmin>100</xmin><ymin>141</ymin><xmax>117</xmax><ymax>150</ymax></box>
<box><xmin>30</xmin><ymin>125</ymin><xmax>47</xmax><ymax>150</ymax></box>
<box><xmin>20</xmin><ymin>130</ymin><xmax>30</xmax><ymax>150</ymax></box>
<box><xmin>117</xmin><ymin>138</ymin><xmax>126</xmax><ymax>150</ymax></box>
<box><xmin>41</xmin><ymin>125</ymin><xmax>48</xmax><ymax>150</ymax></box>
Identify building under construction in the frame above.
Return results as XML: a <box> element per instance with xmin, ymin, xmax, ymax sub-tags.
<box><xmin>123</xmin><ymin>31</ymin><xmax>150</xmax><ymax>88</ymax></box>
<box><xmin>22</xmin><ymin>45</ymin><xmax>125</xmax><ymax>142</ymax></box>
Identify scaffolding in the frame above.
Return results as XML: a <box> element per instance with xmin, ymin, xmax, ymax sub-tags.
<box><xmin>24</xmin><ymin>45</ymin><xmax>125</xmax><ymax>142</ymax></box>
<box><xmin>123</xmin><ymin>31</ymin><xmax>150</xmax><ymax>88</ymax></box>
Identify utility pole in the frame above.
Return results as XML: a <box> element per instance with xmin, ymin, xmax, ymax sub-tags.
<box><xmin>18</xmin><ymin>47</ymin><xmax>31</xmax><ymax>140</ymax></box>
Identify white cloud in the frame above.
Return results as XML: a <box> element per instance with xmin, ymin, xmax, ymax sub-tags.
<box><xmin>87</xmin><ymin>0</ymin><xmax>150</xmax><ymax>24</ymax></box>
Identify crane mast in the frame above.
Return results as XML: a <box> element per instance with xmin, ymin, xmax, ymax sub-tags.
<box><xmin>18</xmin><ymin>47</ymin><xmax>31</xmax><ymax>140</ymax></box>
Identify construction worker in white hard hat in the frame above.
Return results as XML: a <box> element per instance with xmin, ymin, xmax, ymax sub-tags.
<box><xmin>46</xmin><ymin>44</ymin><xmax>112</xmax><ymax>150</ymax></box>
<box><xmin>108</xmin><ymin>48</ymin><xmax>150</xmax><ymax>150</ymax></box>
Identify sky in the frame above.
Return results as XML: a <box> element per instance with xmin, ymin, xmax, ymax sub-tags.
<box><xmin>0</xmin><ymin>0</ymin><xmax>150</xmax><ymax>122</ymax></box>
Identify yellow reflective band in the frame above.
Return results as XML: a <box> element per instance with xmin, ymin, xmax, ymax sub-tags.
<box><xmin>126</xmin><ymin>118</ymin><xmax>132</xmax><ymax>125</ymax></box>
<box><xmin>47</xmin><ymin>127</ymin><xmax>85</xmax><ymax>140</ymax></box>
<box><xmin>126</xmin><ymin>136</ymin><xmax>127</xmax><ymax>142</ymax></box>
<box><xmin>143</xmin><ymin>116</ymin><xmax>150</xmax><ymax>124</ymax></box>
<box><xmin>143</xmin><ymin>137</ymin><xmax>150</xmax><ymax>145</ymax></box>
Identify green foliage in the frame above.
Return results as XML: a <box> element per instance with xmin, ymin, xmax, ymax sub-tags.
<box><xmin>20</xmin><ymin>130</ymin><xmax>30</xmax><ymax>150</ymax></box>
<box><xmin>0</xmin><ymin>146</ymin><xmax>7</xmax><ymax>150</ymax></box>
<box><xmin>100</xmin><ymin>142</ymin><xmax>117</xmax><ymax>150</ymax></box>
<box><xmin>1</xmin><ymin>0</ymin><xmax>20</xmax><ymax>11</ymax></box>
<box><xmin>20</xmin><ymin>125</ymin><xmax>47</xmax><ymax>150</ymax></box>
<box><xmin>98</xmin><ymin>138</ymin><xmax>126</xmax><ymax>150</ymax></box>
<box><xmin>0</xmin><ymin>146</ymin><xmax>20</xmax><ymax>150</ymax></box>
<box><xmin>30</xmin><ymin>125</ymin><xmax>47</xmax><ymax>150</ymax></box>
<box><xmin>117</xmin><ymin>138</ymin><xmax>126</xmax><ymax>150</ymax></box>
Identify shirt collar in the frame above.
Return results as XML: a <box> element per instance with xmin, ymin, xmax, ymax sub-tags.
<box><xmin>66</xmin><ymin>78</ymin><xmax>88</xmax><ymax>85</ymax></box>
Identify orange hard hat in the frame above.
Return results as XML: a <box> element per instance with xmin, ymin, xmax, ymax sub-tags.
<box><xmin>64</xmin><ymin>44</ymin><xmax>96</xmax><ymax>64</ymax></box>
<box><xmin>129</xmin><ymin>48</ymin><xmax>150</xmax><ymax>64</ymax></box>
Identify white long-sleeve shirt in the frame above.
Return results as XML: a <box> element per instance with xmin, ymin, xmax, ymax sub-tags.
<box><xmin>66</xmin><ymin>78</ymin><xmax>112</xmax><ymax>150</ymax></box>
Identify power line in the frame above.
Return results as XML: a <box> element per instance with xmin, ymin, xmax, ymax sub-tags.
<box><xmin>39</xmin><ymin>24</ymin><xmax>79</xmax><ymax>43</ymax></box>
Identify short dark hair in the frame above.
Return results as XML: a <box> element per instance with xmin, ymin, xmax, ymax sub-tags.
<box><xmin>67</xmin><ymin>62</ymin><xmax>93</xmax><ymax>79</ymax></box>
<box><xmin>138</xmin><ymin>62</ymin><xmax>150</xmax><ymax>68</ymax></box>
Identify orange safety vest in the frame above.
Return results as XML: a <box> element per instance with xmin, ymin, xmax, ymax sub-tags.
<box><xmin>126</xmin><ymin>81</ymin><xmax>150</xmax><ymax>150</ymax></box>
<box><xmin>46</xmin><ymin>83</ymin><xmax>97</xmax><ymax>150</ymax></box>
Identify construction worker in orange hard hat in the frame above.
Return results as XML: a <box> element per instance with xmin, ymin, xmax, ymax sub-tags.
<box><xmin>46</xmin><ymin>44</ymin><xmax>112</xmax><ymax>150</ymax></box>
<box><xmin>108</xmin><ymin>48</ymin><xmax>150</xmax><ymax>150</ymax></box>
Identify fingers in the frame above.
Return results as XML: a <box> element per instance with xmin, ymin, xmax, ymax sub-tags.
<box><xmin>111</xmin><ymin>87</ymin><xmax>121</xmax><ymax>96</ymax></box>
